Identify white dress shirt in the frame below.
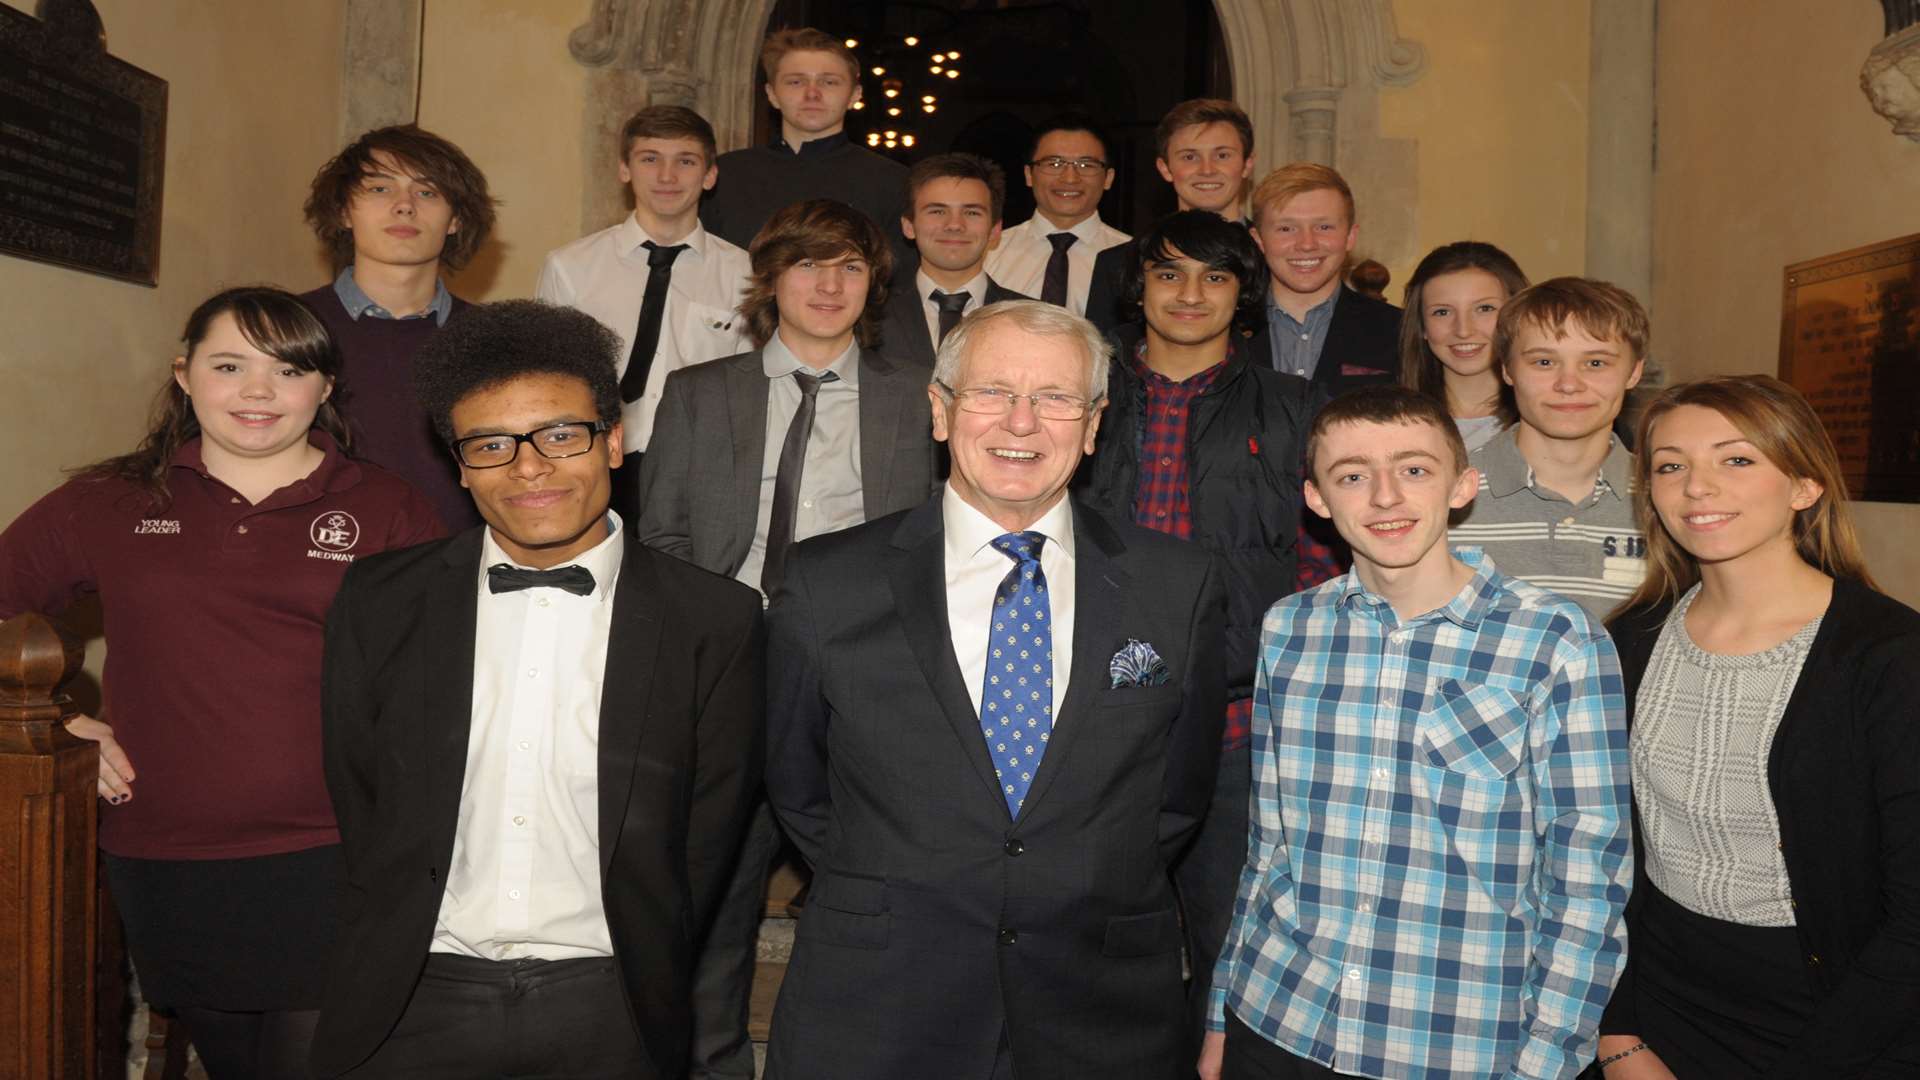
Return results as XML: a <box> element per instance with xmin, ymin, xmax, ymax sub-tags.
<box><xmin>916</xmin><ymin>268</ymin><xmax>990</xmax><ymax>353</ymax></box>
<box><xmin>431</xmin><ymin>513</ymin><xmax>626</xmax><ymax>961</ymax></box>
<box><xmin>944</xmin><ymin>487</ymin><xmax>1076</xmax><ymax>720</ymax></box>
<box><xmin>984</xmin><ymin>212</ymin><xmax>1129</xmax><ymax>316</ymax></box>
<box><xmin>736</xmin><ymin>335</ymin><xmax>866</xmax><ymax>594</ymax></box>
<box><xmin>536</xmin><ymin>216</ymin><xmax>752</xmax><ymax>453</ymax></box>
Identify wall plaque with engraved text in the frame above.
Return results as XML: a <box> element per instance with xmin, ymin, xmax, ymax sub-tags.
<box><xmin>0</xmin><ymin>3</ymin><xmax>166</xmax><ymax>286</ymax></box>
<box><xmin>1779</xmin><ymin>233</ymin><xmax>1920</xmax><ymax>503</ymax></box>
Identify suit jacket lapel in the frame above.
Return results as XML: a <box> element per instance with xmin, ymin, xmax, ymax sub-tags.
<box><xmin>1017</xmin><ymin>502</ymin><xmax>1126</xmax><ymax>821</ymax></box>
<box><xmin>725</xmin><ymin>352</ymin><xmax>768</xmax><ymax>573</ymax></box>
<box><xmin>596</xmin><ymin>541</ymin><xmax>663</xmax><ymax>873</ymax></box>
<box><xmin>423</xmin><ymin>531</ymin><xmax>484</xmax><ymax>862</ymax></box>
<box><xmin>885</xmin><ymin>290</ymin><xmax>937</xmax><ymax>369</ymax></box>
<box><xmin>859</xmin><ymin>351</ymin><xmax>907</xmax><ymax>519</ymax></box>
<box><xmin>888</xmin><ymin>500</ymin><xmax>1010</xmax><ymax>817</ymax></box>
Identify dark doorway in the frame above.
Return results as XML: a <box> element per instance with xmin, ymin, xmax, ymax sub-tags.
<box><xmin>755</xmin><ymin>0</ymin><xmax>1230</xmax><ymax>234</ymax></box>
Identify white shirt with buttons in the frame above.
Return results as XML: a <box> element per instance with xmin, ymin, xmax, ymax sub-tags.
<box><xmin>429</xmin><ymin>513</ymin><xmax>625</xmax><ymax>961</ymax></box>
<box><xmin>536</xmin><ymin>215</ymin><xmax>752</xmax><ymax>454</ymax></box>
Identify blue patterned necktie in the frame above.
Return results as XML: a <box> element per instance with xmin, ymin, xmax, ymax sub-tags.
<box><xmin>980</xmin><ymin>531</ymin><xmax>1054</xmax><ymax>818</ymax></box>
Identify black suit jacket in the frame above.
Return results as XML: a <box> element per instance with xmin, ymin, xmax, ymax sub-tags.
<box><xmin>1248</xmin><ymin>283</ymin><xmax>1401</xmax><ymax>401</ymax></box>
<box><xmin>313</xmin><ymin>528</ymin><xmax>765</xmax><ymax>1078</ymax></box>
<box><xmin>879</xmin><ymin>275</ymin><xmax>1030</xmax><ymax>369</ymax></box>
<box><xmin>762</xmin><ymin>497</ymin><xmax>1227</xmax><ymax>1080</ymax></box>
<box><xmin>1083</xmin><ymin>237</ymin><xmax>1139</xmax><ymax>336</ymax></box>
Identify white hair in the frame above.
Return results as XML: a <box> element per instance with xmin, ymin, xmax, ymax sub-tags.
<box><xmin>931</xmin><ymin>299</ymin><xmax>1112</xmax><ymax>401</ymax></box>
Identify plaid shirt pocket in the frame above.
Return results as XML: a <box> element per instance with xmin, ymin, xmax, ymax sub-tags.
<box><xmin>1415</xmin><ymin>681</ymin><xmax>1529</xmax><ymax>780</ymax></box>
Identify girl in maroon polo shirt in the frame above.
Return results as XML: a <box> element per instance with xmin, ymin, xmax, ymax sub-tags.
<box><xmin>0</xmin><ymin>286</ymin><xmax>443</xmax><ymax>1079</ymax></box>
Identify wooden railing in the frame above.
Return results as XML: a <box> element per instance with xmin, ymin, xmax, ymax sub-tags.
<box><xmin>0</xmin><ymin>611</ymin><xmax>96</xmax><ymax>1079</ymax></box>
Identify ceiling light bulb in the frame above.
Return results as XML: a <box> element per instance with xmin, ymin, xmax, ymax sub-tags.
<box><xmin>904</xmin><ymin>35</ymin><xmax>919</xmax><ymax>46</ymax></box>
<box><xmin>867</xmin><ymin>133</ymin><xmax>880</xmax><ymax>145</ymax></box>
<box><xmin>947</xmin><ymin>50</ymin><xmax>960</xmax><ymax>60</ymax></box>
<box><xmin>930</xmin><ymin>64</ymin><xmax>943</xmax><ymax>74</ymax></box>
<box><xmin>884</xmin><ymin>88</ymin><xmax>898</xmax><ymax>98</ymax></box>
<box><xmin>945</xmin><ymin>69</ymin><xmax>959</xmax><ymax>79</ymax></box>
<box><xmin>887</xmin><ymin>106</ymin><xmax>901</xmax><ymax>116</ymax></box>
<box><xmin>844</xmin><ymin>38</ymin><xmax>859</xmax><ymax>48</ymax></box>
<box><xmin>851</xmin><ymin>100</ymin><xmax>865</xmax><ymax>109</ymax></box>
<box><xmin>871</xmin><ymin>66</ymin><xmax>884</xmax><ymax>76</ymax></box>
<box><xmin>902</xmin><ymin>135</ymin><xmax>916</xmax><ymax>147</ymax></box>
<box><xmin>923</xmin><ymin>104</ymin><xmax>936</xmax><ymax>113</ymax></box>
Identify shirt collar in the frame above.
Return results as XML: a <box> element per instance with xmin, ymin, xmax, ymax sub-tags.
<box><xmin>1481</xmin><ymin>427</ymin><xmax>1633</xmax><ymax>502</ymax></box>
<box><xmin>1129</xmin><ymin>340</ymin><xmax>1229</xmax><ymax>390</ymax></box>
<box><xmin>1266</xmin><ymin>284</ymin><xmax>1341</xmax><ymax>330</ymax></box>
<box><xmin>763</xmin><ymin>332</ymin><xmax>862</xmax><ymax>388</ymax></box>
<box><xmin>333</xmin><ymin>265</ymin><xmax>454</xmax><ymax>326</ymax></box>
<box><xmin>916</xmin><ymin>268</ymin><xmax>989</xmax><ymax>309</ymax></box>
<box><xmin>478</xmin><ymin>509</ymin><xmax>626</xmax><ymax>603</ymax></box>
<box><xmin>169</xmin><ymin>430</ymin><xmax>359</xmax><ymax>498</ymax></box>
<box><xmin>616</xmin><ymin>214</ymin><xmax>710</xmax><ymax>263</ymax></box>
<box><xmin>1333</xmin><ymin>546</ymin><xmax>1504</xmax><ymax>630</ymax></box>
<box><xmin>942</xmin><ymin>485</ymin><xmax>1077</xmax><ymax>566</ymax></box>
<box><xmin>1027</xmin><ymin>211</ymin><xmax>1108</xmax><ymax>245</ymax></box>
<box><xmin>773</xmin><ymin>132</ymin><xmax>850</xmax><ymax>157</ymax></box>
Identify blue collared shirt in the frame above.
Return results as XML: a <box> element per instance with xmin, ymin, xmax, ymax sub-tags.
<box><xmin>1265</xmin><ymin>287</ymin><xmax>1341</xmax><ymax>379</ymax></box>
<box><xmin>1211</xmin><ymin>548</ymin><xmax>1631</xmax><ymax>1080</ymax></box>
<box><xmin>332</xmin><ymin>265</ymin><xmax>454</xmax><ymax>326</ymax></box>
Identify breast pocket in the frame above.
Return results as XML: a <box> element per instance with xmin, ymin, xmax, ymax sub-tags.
<box><xmin>1416</xmin><ymin>681</ymin><xmax>1528</xmax><ymax>780</ymax></box>
<box><xmin>666</xmin><ymin>299</ymin><xmax>748</xmax><ymax>368</ymax></box>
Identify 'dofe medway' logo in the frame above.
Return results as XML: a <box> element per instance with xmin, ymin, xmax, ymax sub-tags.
<box><xmin>310</xmin><ymin>511</ymin><xmax>361</xmax><ymax>553</ymax></box>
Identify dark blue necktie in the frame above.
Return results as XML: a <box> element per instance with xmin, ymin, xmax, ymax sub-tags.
<box><xmin>979</xmin><ymin>532</ymin><xmax>1054</xmax><ymax>818</ymax></box>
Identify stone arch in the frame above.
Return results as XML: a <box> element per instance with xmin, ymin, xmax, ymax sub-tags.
<box><xmin>564</xmin><ymin>0</ymin><xmax>1426</xmax><ymax>236</ymax></box>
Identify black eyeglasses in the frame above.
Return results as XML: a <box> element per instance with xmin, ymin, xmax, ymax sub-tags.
<box><xmin>451</xmin><ymin>422</ymin><xmax>610</xmax><ymax>469</ymax></box>
<box><xmin>1029</xmin><ymin>156</ymin><xmax>1109</xmax><ymax>176</ymax></box>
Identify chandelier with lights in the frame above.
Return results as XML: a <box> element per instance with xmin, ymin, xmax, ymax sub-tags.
<box><xmin>841</xmin><ymin>33</ymin><xmax>960</xmax><ymax>153</ymax></box>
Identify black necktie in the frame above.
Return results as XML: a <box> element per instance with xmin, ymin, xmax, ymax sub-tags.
<box><xmin>487</xmin><ymin>563</ymin><xmax>596</xmax><ymax>596</ymax></box>
<box><xmin>1041</xmin><ymin>231</ymin><xmax>1076</xmax><ymax>307</ymax></box>
<box><xmin>620</xmin><ymin>241</ymin><xmax>688</xmax><ymax>404</ymax></box>
<box><xmin>761</xmin><ymin>370</ymin><xmax>838</xmax><ymax>596</ymax></box>
<box><xmin>930</xmin><ymin>289</ymin><xmax>972</xmax><ymax>345</ymax></box>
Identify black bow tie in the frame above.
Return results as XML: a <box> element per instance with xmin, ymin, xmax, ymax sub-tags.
<box><xmin>487</xmin><ymin>563</ymin><xmax>596</xmax><ymax>596</ymax></box>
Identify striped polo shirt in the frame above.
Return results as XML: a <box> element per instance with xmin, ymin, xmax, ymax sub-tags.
<box><xmin>1449</xmin><ymin>427</ymin><xmax>1648</xmax><ymax>619</ymax></box>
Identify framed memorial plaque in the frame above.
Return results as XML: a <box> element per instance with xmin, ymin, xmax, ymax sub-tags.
<box><xmin>0</xmin><ymin>3</ymin><xmax>167</xmax><ymax>286</ymax></box>
<box><xmin>1779</xmin><ymin>233</ymin><xmax>1920</xmax><ymax>502</ymax></box>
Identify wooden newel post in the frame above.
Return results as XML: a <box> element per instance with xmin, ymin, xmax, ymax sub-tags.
<box><xmin>0</xmin><ymin>612</ymin><xmax>96</xmax><ymax>1079</ymax></box>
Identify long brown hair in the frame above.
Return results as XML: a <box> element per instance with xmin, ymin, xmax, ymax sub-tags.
<box><xmin>1397</xmin><ymin>241</ymin><xmax>1528</xmax><ymax>426</ymax></box>
<box><xmin>75</xmin><ymin>286</ymin><xmax>352</xmax><ymax>508</ymax></box>
<box><xmin>303</xmin><ymin>125</ymin><xmax>497</xmax><ymax>273</ymax></box>
<box><xmin>739</xmin><ymin>199</ymin><xmax>891</xmax><ymax>349</ymax></box>
<box><xmin>1616</xmin><ymin>374</ymin><xmax>1878</xmax><ymax>615</ymax></box>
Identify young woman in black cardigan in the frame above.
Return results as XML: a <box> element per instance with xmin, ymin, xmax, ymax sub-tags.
<box><xmin>1595</xmin><ymin>375</ymin><xmax>1920</xmax><ymax>1078</ymax></box>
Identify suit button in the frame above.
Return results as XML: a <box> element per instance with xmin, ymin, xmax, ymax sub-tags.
<box><xmin>998</xmin><ymin>928</ymin><xmax>1018</xmax><ymax>946</ymax></box>
<box><xmin>1004</xmin><ymin>838</ymin><xmax>1024</xmax><ymax>856</ymax></box>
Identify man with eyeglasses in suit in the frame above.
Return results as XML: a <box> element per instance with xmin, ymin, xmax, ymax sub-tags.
<box><xmin>984</xmin><ymin>114</ymin><xmax>1131</xmax><ymax>316</ymax></box>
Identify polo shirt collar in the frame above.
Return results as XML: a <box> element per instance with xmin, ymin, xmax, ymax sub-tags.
<box><xmin>478</xmin><ymin>508</ymin><xmax>626</xmax><ymax>603</ymax></box>
<box><xmin>1482</xmin><ymin>427</ymin><xmax>1633</xmax><ymax>502</ymax></box>
<box><xmin>333</xmin><ymin>266</ymin><xmax>454</xmax><ymax>326</ymax></box>
<box><xmin>169</xmin><ymin>430</ymin><xmax>361</xmax><ymax>502</ymax></box>
<box><xmin>617</xmin><ymin>214</ymin><xmax>711</xmax><ymax>263</ymax></box>
<box><xmin>764</xmin><ymin>332</ymin><xmax>861</xmax><ymax>389</ymax></box>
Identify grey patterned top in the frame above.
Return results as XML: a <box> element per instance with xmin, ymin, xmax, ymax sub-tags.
<box><xmin>1632</xmin><ymin>584</ymin><xmax>1822</xmax><ymax>926</ymax></box>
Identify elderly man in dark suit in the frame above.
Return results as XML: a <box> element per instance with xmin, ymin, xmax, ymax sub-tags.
<box><xmin>313</xmin><ymin>301</ymin><xmax>763</xmax><ymax>1078</ymax></box>
<box><xmin>763</xmin><ymin>299</ymin><xmax>1228</xmax><ymax>1080</ymax></box>
<box><xmin>881</xmin><ymin>152</ymin><xmax>1030</xmax><ymax>368</ymax></box>
<box><xmin>637</xmin><ymin>197</ymin><xmax>939</xmax><ymax>1080</ymax></box>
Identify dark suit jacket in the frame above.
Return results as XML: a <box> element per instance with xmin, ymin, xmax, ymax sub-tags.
<box><xmin>1248</xmin><ymin>283</ymin><xmax>1401</xmax><ymax>401</ymax></box>
<box><xmin>635</xmin><ymin>347</ymin><xmax>941</xmax><ymax>577</ymax></box>
<box><xmin>762</xmin><ymin>497</ymin><xmax>1227</xmax><ymax>1080</ymax></box>
<box><xmin>1083</xmin><ymin>237</ymin><xmax>1139</xmax><ymax>336</ymax></box>
<box><xmin>313</xmin><ymin>529</ymin><xmax>765</xmax><ymax>1078</ymax></box>
<box><xmin>879</xmin><ymin>275</ymin><xmax>1029</xmax><ymax>369</ymax></box>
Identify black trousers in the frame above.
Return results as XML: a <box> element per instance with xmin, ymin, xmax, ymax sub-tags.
<box><xmin>1224</xmin><ymin>1014</ymin><xmax>1365</xmax><ymax>1080</ymax></box>
<box><xmin>1173</xmin><ymin>743</ymin><xmax>1251</xmax><ymax>1051</ymax></box>
<box><xmin>341</xmin><ymin>955</ymin><xmax>651</xmax><ymax>1079</ymax></box>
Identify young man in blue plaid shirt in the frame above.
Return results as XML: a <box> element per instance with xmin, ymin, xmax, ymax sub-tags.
<box><xmin>1202</xmin><ymin>386</ymin><xmax>1631</xmax><ymax>1080</ymax></box>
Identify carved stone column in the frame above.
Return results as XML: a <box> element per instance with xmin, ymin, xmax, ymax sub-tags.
<box><xmin>341</xmin><ymin>0</ymin><xmax>422</xmax><ymax>139</ymax></box>
<box><xmin>1282</xmin><ymin>87</ymin><xmax>1342</xmax><ymax>165</ymax></box>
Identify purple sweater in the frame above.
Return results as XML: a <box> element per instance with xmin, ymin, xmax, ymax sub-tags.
<box><xmin>300</xmin><ymin>285</ymin><xmax>480</xmax><ymax>530</ymax></box>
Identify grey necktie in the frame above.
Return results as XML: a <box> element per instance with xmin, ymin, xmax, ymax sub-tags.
<box><xmin>761</xmin><ymin>369</ymin><xmax>838</xmax><ymax>595</ymax></box>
